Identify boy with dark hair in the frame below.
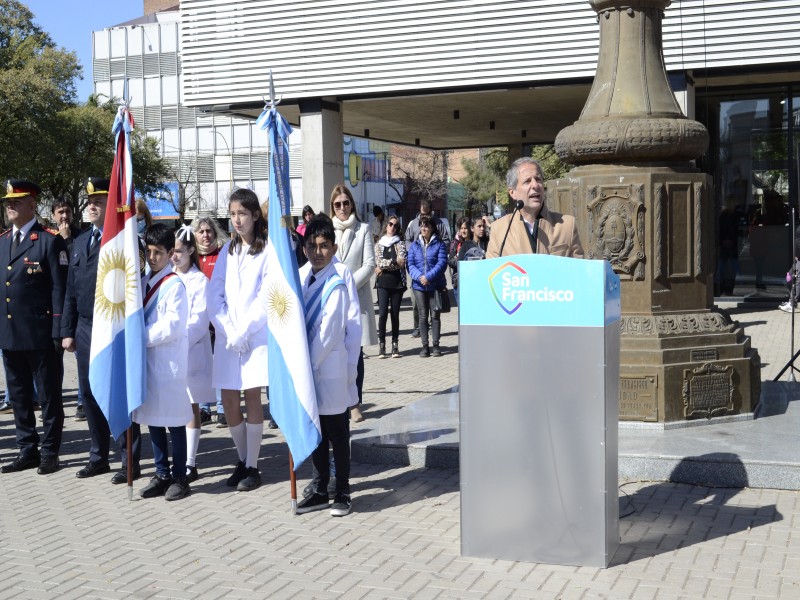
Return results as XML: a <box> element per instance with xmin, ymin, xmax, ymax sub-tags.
<box><xmin>296</xmin><ymin>215</ymin><xmax>361</xmax><ymax>516</ymax></box>
<box><xmin>135</xmin><ymin>223</ymin><xmax>193</xmax><ymax>501</ymax></box>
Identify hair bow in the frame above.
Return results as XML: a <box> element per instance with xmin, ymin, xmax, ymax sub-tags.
<box><xmin>176</xmin><ymin>224</ymin><xmax>194</xmax><ymax>242</ymax></box>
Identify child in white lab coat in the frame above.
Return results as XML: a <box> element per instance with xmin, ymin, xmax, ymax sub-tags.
<box><xmin>171</xmin><ymin>225</ymin><xmax>213</xmax><ymax>483</ymax></box>
<box><xmin>134</xmin><ymin>223</ymin><xmax>193</xmax><ymax>501</ymax></box>
<box><xmin>207</xmin><ymin>189</ymin><xmax>269</xmax><ymax>492</ymax></box>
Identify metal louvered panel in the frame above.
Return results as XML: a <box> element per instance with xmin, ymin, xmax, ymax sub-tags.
<box><xmin>178</xmin><ymin>107</ymin><xmax>197</xmax><ymax>128</ymax></box>
<box><xmin>179</xmin><ymin>0</ymin><xmax>800</xmax><ymax>106</ymax></box>
<box><xmin>232</xmin><ymin>154</ymin><xmax>251</xmax><ymax>179</ymax></box>
<box><xmin>129</xmin><ymin>107</ymin><xmax>144</xmax><ymax>126</ymax></box>
<box><xmin>93</xmin><ymin>59</ymin><xmax>110</xmax><ymax>82</ymax></box>
<box><xmin>197</xmin><ymin>155</ymin><xmax>215</xmax><ymax>181</ymax></box>
<box><xmin>109</xmin><ymin>58</ymin><xmax>126</xmax><ymax>77</ymax></box>
<box><xmin>127</xmin><ymin>55</ymin><xmax>143</xmax><ymax>78</ymax></box>
<box><xmin>143</xmin><ymin>54</ymin><xmax>160</xmax><ymax>77</ymax></box>
<box><xmin>144</xmin><ymin>107</ymin><xmax>162</xmax><ymax>130</ymax></box>
<box><xmin>288</xmin><ymin>145</ymin><xmax>302</xmax><ymax>178</ymax></box>
<box><xmin>160</xmin><ymin>52</ymin><xmax>178</xmax><ymax>76</ymax></box>
<box><xmin>161</xmin><ymin>107</ymin><xmax>178</xmax><ymax>129</ymax></box>
<box><xmin>250</xmin><ymin>153</ymin><xmax>269</xmax><ymax>179</ymax></box>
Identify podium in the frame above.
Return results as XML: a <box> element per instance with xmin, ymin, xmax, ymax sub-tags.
<box><xmin>458</xmin><ymin>254</ymin><xmax>621</xmax><ymax>567</ymax></box>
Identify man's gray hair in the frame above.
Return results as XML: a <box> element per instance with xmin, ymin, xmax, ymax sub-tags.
<box><xmin>506</xmin><ymin>157</ymin><xmax>543</xmax><ymax>189</ymax></box>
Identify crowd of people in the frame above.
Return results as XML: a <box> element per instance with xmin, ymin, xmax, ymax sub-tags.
<box><xmin>1</xmin><ymin>160</ymin><xmax>582</xmax><ymax>514</ymax></box>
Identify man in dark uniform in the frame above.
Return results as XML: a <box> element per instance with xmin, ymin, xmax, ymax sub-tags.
<box><xmin>0</xmin><ymin>179</ymin><xmax>68</xmax><ymax>474</ymax></box>
<box><xmin>61</xmin><ymin>178</ymin><xmax>141</xmax><ymax>483</ymax></box>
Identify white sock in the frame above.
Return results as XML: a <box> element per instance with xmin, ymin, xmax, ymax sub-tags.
<box><xmin>245</xmin><ymin>422</ymin><xmax>264</xmax><ymax>469</ymax></box>
<box><xmin>229</xmin><ymin>421</ymin><xmax>247</xmax><ymax>462</ymax></box>
<box><xmin>186</xmin><ymin>427</ymin><xmax>201</xmax><ymax>467</ymax></box>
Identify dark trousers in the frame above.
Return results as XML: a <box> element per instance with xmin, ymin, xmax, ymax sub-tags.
<box><xmin>3</xmin><ymin>345</ymin><xmax>64</xmax><ymax>458</ymax></box>
<box><xmin>148</xmin><ymin>425</ymin><xmax>187</xmax><ymax>480</ymax></box>
<box><xmin>413</xmin><ymin>289</ymin><xmax>441</xmax><ymax>347</ymax></box>
<box><xmin>377</xmin><ymin>288</ymin><xmax>404</xmax><ymax>345</ymax></box>
<box><xmin>356</xmin><ymin>349</ymin><xmax>364</xmax><ymax>405</ymax></box>
<box><xmin>75</xmin><ymin>318</ymin><xmax>140</xmax><ymax>468</ymax></box>
<box><xmin>311</xmin><ymin>410</ymin><xmax>350</xmax><ymax>496</ymax></box>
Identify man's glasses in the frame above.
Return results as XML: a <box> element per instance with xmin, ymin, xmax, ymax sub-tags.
<box><xmin>333</xmin><ymin>200</ymin><xmax>351</xmax><ymax>209</ymax></box>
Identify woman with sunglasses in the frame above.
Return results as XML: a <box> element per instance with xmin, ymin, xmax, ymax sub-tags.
<box><xmin>329</xmin><ymin>184</ymin><xmax>377</xmax><ymax>422</ymax></box>
<box><xmin>374</xmin><ymin>216</ymin><xmax>407</xmax><ymax>358</ymax></box>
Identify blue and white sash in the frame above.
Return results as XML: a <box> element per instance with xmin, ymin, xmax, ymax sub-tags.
<box><xmin>304</xmin><ymin>272</ymin><xmax>345</xmax><ymax>341</ymax></box>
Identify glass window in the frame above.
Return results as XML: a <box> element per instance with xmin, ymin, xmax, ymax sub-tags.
<box><xmin>111</xmin><ymin>78</ymin><xmax>125</xmax><ymax>100</ymax></box>
<box><xmin>144</xmin><ymin>77</ymin><xmax>161</xmax><ymax>106</ymax></box>
<box><xmin>110</xmin><ymin>28</ymin><xmax>126</xmax><ymax>58</ymax></box>
<box><xmin>160</xmin><ymin>23</ymin><xmax>177</xmax><ymax>52</ymax></box>
<box><xmin>181</xmin><ymin>129</ymin><xmax>197</xmax><ymax>152</ymax></box>
<box><xmin>127</xmin><ymin>27</ymin><xmax>142</xmax><ymax>55</ymax></box>
<box><xmin>163</xmin><ymin>129</ymin><xmax>180</xmax><ymax>154</ymax></box>
<box><xmin>128</xmin><ymin>79</ymin><xmax>144</xmax><ymax>108</ymax></box>
<box><xmin>162</xmin><ymin>75</ymin><xmax>178</xmax><ymax>106</ymax></box>
<box><xmin>233</xmin><ymin>124</ymin><xmax>250</xmax><ymax>152</ymax></box>
<box><xmin>198</xmin><ymin>127</ymin><xmax>214</xmax><ymax>153</ymax></box>
<box><xmin>93</xmin><ymin>31</ymin><xmax>109</xmax><ymax>60</ymax></box>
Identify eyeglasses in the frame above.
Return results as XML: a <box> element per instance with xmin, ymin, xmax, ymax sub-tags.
<box><xmin>333</xmin><ymin>200</ymin><xmax>351</xmax><ymax>209</ymax></box>
<box><xmin>387</xmin><ymin>222</ymin><xmax>399</xmax><ymax>229</ymax></box>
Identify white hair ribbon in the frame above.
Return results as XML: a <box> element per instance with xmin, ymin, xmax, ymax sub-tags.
<box><xmin>176</xmin><ymin>224</ymin><xmax>194</xmax><ymax>242</ymax></box>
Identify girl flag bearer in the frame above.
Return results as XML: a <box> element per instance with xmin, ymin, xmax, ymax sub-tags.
<box><xmin>171</xmin><ymin>225</ymin><xmax>213</xmax><ymax>483</ymax></box>
<box><xmin>208</xmin><ymin>188</ymin><xmax>269</xmax><ymax>492</ymax></box>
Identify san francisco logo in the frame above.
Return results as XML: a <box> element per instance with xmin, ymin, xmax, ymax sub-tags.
<box><xmin>489</xmin><ymin>261</ymin><xmax>574</xmax><ymax>315</ymax></box>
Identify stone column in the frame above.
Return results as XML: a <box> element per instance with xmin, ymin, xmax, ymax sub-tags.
<box><xmin>300</xmin><ymin>98</ymin><xmax>344</xmax><ymax>214</ymax></box>
<box><xmin>549</xmin><ymin>0</ymin><xmax>760</xmax><ymax>424</ymax></box>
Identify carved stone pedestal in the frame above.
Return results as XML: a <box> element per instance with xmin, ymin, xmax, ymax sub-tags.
<box><xmin>548</xmin><ymin>164</ymin><xmax>761</xmax><ymax>423</ymax></box>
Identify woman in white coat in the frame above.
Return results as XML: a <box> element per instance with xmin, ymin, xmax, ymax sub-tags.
<box><xmin>171</xmin><ymin>225</ymin><xmax>213</xmax><ymax>483</ymax></box>
<box><xmin>329</xmin><ymin>184</ymin><xmax>378</xmax><ymax>422</ymax></box>
<box><xmin>208</xmin><ymin>188</ymin><xmax>269</xmax><ymax>493</ymax></box>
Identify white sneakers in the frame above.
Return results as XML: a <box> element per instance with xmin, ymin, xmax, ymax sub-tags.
<box><xmin>779</xmin><ymin>302</ymin><xmax>795</xmax><ymax>313</ymax></box>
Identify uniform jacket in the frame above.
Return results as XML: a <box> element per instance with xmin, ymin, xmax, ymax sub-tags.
<box><xmin>332</xmin><ymin>258</ymin><xmax>363</xmax><ymax>407</ymax></box>
<box><xmin>176</xmin><ymin>265</ymin><xmax>213</xmax><ymax>405</ymax></box>
<box><xmin>0</xmin><ymin>222</ymin><xmax>68</xmax><ymax>350</ymax></box>
<box><xmin>486</xmin><ymin>205</ymin><xmax>584</xmax><ymax>259</ymax></box>
<box><xmin>133</xmin><ymin>266</ymin><xmax>193</xmax><ymax>427</ymax></box>
<box><xmin>61</xmin><ymin>227</ymin><xmax>100</xmax><ymax>337</ymax></box>
<box><xmin>301</xmin><ymin>260</ymin><xmax>361</xmax><ymax>414</ymax></box>
<box><xmin>334</xmin><ymin>219</ymin><xmax>378</xmax><ymax>347</ymax></box>
<box><xmin>407</xmin><ymin>235</ymin><xmax>448</xmax><ymax>292</ymax></box>
<box><xmin>207</xmin><ymin>241</ymin><xmax>269</xmax><ymax>390</ymax></box>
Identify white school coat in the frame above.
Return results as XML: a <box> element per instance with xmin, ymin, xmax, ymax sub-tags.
<box><xmin>301</xmin><ymin>260</ymin><xmax>361</xmax><ymax>415</ymax></box>
<box><xmin>207</xmin><ymin>241</ymin><xmax>269</xmax><ymax>390</ymax></box>
<box><xmin>175</xmin><ymin>265</ymin><xmax>213</xmax><ymax>405</ymax></box>
<box><xmin>332</xmin><ymin>258</ymin><xmax>363</xmax><ymax>406</ymax></box>
<box><xmin>133</xmin><ymin>267</ymin><xmax>193</xmax><ymax>427</ymax></box>
<box><xmin>334</xmin><ymin>219</ymin><xmax>378</xmax><ymax>347</ymax></box>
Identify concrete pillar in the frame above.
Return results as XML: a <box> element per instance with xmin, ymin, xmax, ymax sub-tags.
<box><xmin>669</xmin><ymin>71</ymin><xmax>697</xmax><ymax>119</ymax></box>
<box><xmin>507</xmin><ymin>144</ymin><xmax>525</xmax><ymax>164</ymax></box>
<box><xmin>300</xmin><ymin>98</ymin><xmax>344</xmax><ymax>215</ymax></box>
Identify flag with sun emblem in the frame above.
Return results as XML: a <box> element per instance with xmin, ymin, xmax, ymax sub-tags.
<box><xmin>88</xmin><ymin>102</ymin><xmax>146</xmax><ymax>439</ymax></box>
<box><xmin>257</xmin><ymin>97</ymin><xmax>321</xmax><ymax>470</ymax></box>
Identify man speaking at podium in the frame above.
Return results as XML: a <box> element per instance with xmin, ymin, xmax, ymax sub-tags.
<box><xmin>487</xmin><ymin>158</ymin><xmax>584</xmax><ymax>259</ymax></box>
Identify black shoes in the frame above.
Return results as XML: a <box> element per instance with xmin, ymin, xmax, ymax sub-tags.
<box><xmin>111</xmin><ymin>468</ymin><xmax>141</xmax><ymax>485</ymax></box>
<box><xmin>0</xmin><ymin>400</ymin><xmax>13</xmax><ymax>414</ymax></box>
<box><xmin>165</xmin><ymin>478</ymin><xmax>190</xmax><ymax>501</ymax></box>
<box><xmin>378</xmin><ymin>343</ymin><xmax>387</xmax><ymax>358</ymax></box>
<box><xmin>411</xmin><ymin>329</ymin><xmax>420</xmax><ymax>338</ymax></box>
<box><xmin>74</xmin><ymin>405</ymin><xmax>86</xmax><ymax>421</ymax></box>
<box><xmin>237</xmin><ymin>467</ymin><xmax>261</xmax><ymax>492</ymax></box>
<box><xmin>37</xmin><ymin>455</ymin><xmax>59</xmax><ymax>475</ymax></box>
<box><xmin>76</xmin><ymin>462</ymin><xmax>111</xmax><ymax>479</ymax></box>
<box><xmin>302</xmin><ymin>477</ymin><xmax>337</xmax><ymax>500</ymax></box>
<box><xmin>267</xmin><ymin>419</ymin><xmax>278</xmax><ymax>430</ymax></box>
<box><xmin>199</xmin><ymin>408</ymin><xmax>212</xmax><ymax>426</ymax></box>
<box><xmin>391</xmin><ymin>342</ymin><xmax>400</xmax><ymax>358</ymax></box>
<box><xmin>419</xmin><ymin>346</ymin><xmax>430</xmax><ymax>358</ymax></box>
<box><xmin>1</xmin><ymin>453</ymin><xmax>40</xmax><ymax>473</ymax></box>
<box><xmin>216</xmin><ymin>414</ymin><xmax>228</xmax><ymax>428</ymax></box>
<box><xmin>139</xmin><ymin>474</ymin><xmax>172</xmax><ymax>498</ymax></box>
<box><xmin>296</xmin><ymin>492</ymin><xmax>330</xmax><ymax>514</ymax></box>
<box><xmin>330</xmin><ymin>493</ymin><xmax>352</xmax><ymax>517</ymax></box>
<box><xmin>186</xmin><ymin>465</ymin><xmax>199</xmax><ymax>483</ymax></box>
<box><xmin>226</xmin><ymin>461</ymin><xmax>248</xmax><ymax>487</ymax></box>
<box><xmin>431</xmin><ymin>345</ymin><xmax>442</xmax><ymax>357</ymax></box>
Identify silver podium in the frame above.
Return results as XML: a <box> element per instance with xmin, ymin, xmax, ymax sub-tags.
<box><xmin>458</xmin><ymin>254</ymin><xmax>620</xmax><ymax>567</ymax></box>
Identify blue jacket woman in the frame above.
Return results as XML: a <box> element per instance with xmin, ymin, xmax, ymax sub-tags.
<box><xmin>407</xmin><ymin>215</ymin><xmax>447</xmax><ymax>356</ymax></box>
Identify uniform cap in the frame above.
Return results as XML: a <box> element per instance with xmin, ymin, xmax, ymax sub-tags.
<box><xmin>85</xmin><ymin>177</ymin><xmax>111</xmax><ymax>196</ymax></box>
<box><xmin>3</xmin><ymin>179</ymin><xmax>41</xmax><ymax>199</ymax></box>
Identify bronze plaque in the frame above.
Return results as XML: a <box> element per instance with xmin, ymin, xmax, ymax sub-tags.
<box><xmin>683</xmin><ymin>364</ymin><xmax>734</xmax><ymax>419</ymax></box>
<box><xmin>690</xmin><ymin>348</ymin><xmax>718</xmax><ymax>362</ymax></box>
<box><xmin>619</xmin><ymin>376</ymin><xmax>658</xmax><ymax>421</ymax></box>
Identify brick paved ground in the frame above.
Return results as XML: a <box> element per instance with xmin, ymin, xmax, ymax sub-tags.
<box><xmin>0</xmin><ymin>295</ymin><xmax>798</xmax><ymax>599</ymax></box>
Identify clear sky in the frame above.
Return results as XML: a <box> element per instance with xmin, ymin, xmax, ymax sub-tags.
<box><xmin>22</xmin><ymin>1</ymin><xmax>143</xmax><ymax>101</ymax></box>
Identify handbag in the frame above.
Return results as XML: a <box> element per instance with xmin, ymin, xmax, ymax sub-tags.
<box><xmin>433</xmin><ymin>288</ymin><xmax>451</xmax><ymax>313</ymax></box>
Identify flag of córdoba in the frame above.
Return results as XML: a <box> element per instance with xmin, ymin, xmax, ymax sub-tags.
<box><xmin>89</xmin><ymin>103</ymin><xmax>146</xmax><ymax>440</ymax></box>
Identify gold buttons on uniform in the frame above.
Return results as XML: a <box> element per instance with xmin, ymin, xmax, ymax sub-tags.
<box><xmin>6</xmin><ymin>266</ymin><xmax>10</xmax><ymax>270</ymax></box>
<box><xmin>6</xmin><ymin>315</ymin><xmax>10</xmax><ymax>319</ymax></box>
<box><xmin>5</xmin><ymin>282</ymin><xmax>8</xmax><ymax>286</ymax></box>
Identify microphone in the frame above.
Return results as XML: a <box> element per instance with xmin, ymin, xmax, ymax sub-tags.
<box><xmin>498</xmin><ymin>200</ymin><xmax>525</xmax><ymax>257</ymax></box>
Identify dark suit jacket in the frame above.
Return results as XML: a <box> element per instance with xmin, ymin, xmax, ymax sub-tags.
<box><xmin>486</xmin><ymin>206</ymin><xmax>584</xmax><ymax>259</ymax></box>
<box><xmin>0</xmin><ymin>222</ymin><xmax>68</xmax><ymax>350</ymax></box>
<box><xmin>61</xmin><ymin>227</ymin><xmax>100</xmax><ymax>338</ymax></box>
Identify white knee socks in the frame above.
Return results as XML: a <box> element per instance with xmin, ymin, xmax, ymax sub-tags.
<box><xmin>186</xmin><ymin>427</ymin><xmax>201</xmax><ymax>468</ymax></box>
<box><xmin>229</xmin><ymin>421</ymin><xmax>247</xmax><ymax>463</ymax></box>
<box><xmin>245</xmin><ymin>422</ymin><xmax>263</xmax><ymax>469</ymax></box>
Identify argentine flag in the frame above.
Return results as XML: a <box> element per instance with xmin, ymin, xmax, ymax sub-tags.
<box><xmin>257</xmin><ymin>104</ymin><xmax>322</xmax><ymax>469</ymax></box>
<box><xmin>89</xmin><ymin>103</ymin><xmax>146</xmax><ymax>439</ymax></box>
